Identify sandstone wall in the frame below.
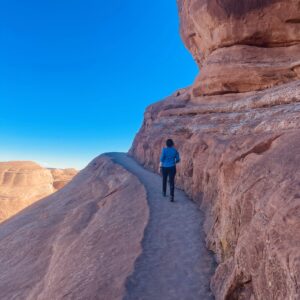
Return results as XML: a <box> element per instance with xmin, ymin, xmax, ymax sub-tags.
<box><xmin>0</xmin><ymin>155</ymin><xmax>149</xmax><ymax>300</ymax></box>
<box><xmin>178</xmin><ymin>0</ymin><xmax>300</xmax><ymax>96</ymax></box>
<box><xmin>130</xmin><ymin>1</ymin><xmax>300</xmax><ymax>298</ymax></box>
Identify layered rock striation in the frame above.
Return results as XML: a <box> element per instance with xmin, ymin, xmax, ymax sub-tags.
<box><xmin>178</xmin><ymin>0</ymin><xmax>300</xmax><ymax>96</ymax></box>
<box><xmin>0</xmin><ymin>155</ymin><xmax>149</xmax><ymax>300</ymax></box>
<box><xmin>130</xmin><ymin>1</ymin><xmax>300</xmax><ymax>299</ymax></box>
<box><xmin>0</xmin><ymin>161</ymin><xmax>77</xmax><ymax>223</ymax></box>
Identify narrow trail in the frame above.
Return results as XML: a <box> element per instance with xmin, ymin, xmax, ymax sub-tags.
<box><xmin>107</xmin><ymin>153</ymin><xmax>215</xmax><ymax>300</ymax></box>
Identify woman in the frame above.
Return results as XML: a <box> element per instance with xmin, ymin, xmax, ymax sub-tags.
<box><xmin>159</xmin><ymin>139</ymin><xmax>180</xmax><ymax>202</ymax></box>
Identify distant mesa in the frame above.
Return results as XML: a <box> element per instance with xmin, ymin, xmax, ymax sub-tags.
<box><xmin>50</xmin><ymin>168</ymin><xmax>78</xmax><ymax>190</ymax></box>
<box><xmin>0</xmin><ymin>160</ymin><xmax>77</xmax><ymax>223</ymax></box>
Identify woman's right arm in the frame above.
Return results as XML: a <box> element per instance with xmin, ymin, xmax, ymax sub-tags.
<box><xmin>159</xmin><ymin>148</ymin><xmax>165</xmax><ymax>172</ymax></box>
<box><xmin>160</xmin><ymin>148</ymin><xmax>165</xmax><ymax>163</ymax></box>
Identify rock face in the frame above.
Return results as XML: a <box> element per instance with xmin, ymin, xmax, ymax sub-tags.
<box><xmin>0</xmin><ymin>161</ymin><xmax>77</xmax><ymax>223</ymax></box>
<box><xmin>178</xmin><ymin>0</ymin><xmax>300</xmax><ymax>96</ymax></box>
<box><xmin>0</xmin><ymin>155</ymin><xmax>149</xmax><ymax>300</ymax></box>
<box><xmin>130</xmin><ymin>1</ymin><xmax>300</xmax><ymax>299</ymax></box>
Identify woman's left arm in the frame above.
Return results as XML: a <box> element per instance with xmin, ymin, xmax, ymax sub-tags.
<box><xmin>175</xmin><ymin>150</ymin><xmax>180</xmax><ymax>163</ymax></box>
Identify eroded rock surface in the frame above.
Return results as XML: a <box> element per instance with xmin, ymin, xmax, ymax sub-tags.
<box><xmin>130</xmin><ymin>1</ymin><xmax>300</xmax><ymax>299</ymax></box>
<box><xmin>0</xmin><ymin>155</ymin><xmax>148</xmax><ymax>300</ymax></box>
<box><xmin>0</xmin><ymin>161</ymin><xmax>77</xmax><ymax>223</ymax></box>
<box><xmin>178</xmin><ymin>0</ymin><xmax>300</xmax><ymax>96</ymax></box>
<box><xmin>131</xmin><ymin>80</ymin><xmax>300</xmax><ymax>300</ymax></box>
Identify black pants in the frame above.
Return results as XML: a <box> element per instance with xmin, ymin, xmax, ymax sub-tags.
<box><xmin>162</xmin><ymin>166</ymin><xmax>176</xmax><ymax>197</ymax></box>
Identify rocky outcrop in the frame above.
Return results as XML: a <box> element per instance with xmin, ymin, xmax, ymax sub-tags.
<box><xmin>178</xmin><ymin>0</ymin><xmax>300</xmax><ymax>96</ymax></box>
<box><xmin>0</xmin><ymin>155</ymin><xmax>149</xmax><ymax>300</ymax></box>
<box><xmin>130</xmin><ymin>1</ymin><xmax>300</xmax><ymax>299</ymax></box>
<box><xmin>130</xmin><ymin>82</ymin><xmax>300</xmax><ymax>299</ymax></box>
<box><xmin>0</xmin><ymin>161</ymin><xmax>77</xmax><ymax>223</ymax></box>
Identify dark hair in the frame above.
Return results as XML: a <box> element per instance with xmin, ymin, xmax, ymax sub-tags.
<box><xmin>166</xmin><ymin>139</ymin><xmax>174</xmax><ymax>147</ymax></box>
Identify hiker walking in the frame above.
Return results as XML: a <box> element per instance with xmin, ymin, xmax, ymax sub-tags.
<box><xmin>159</xmin><ymin>139</ymin><xmax>180</xmax><ymax>202</ymax></box>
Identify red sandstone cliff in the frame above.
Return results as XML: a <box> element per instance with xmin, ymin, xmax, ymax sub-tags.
<box><xmin>0</xmin><ymin>161</ymin><xmax>77</xmax><ymax>223</ymax></box>
<box><xmin>130</xmin><ymin>1</ymin><xmax>300</xmax><ymax>299</ymax></box>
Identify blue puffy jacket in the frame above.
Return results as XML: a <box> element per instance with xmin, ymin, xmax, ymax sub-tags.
<box><xmin>160</xmin><ymin>147</ymin><xmax>180</xmax><ymax>167</ymax></box>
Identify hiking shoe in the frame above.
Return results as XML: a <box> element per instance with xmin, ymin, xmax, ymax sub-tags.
<box><xmin>162</xmin><ymin>192</ymin><xmax>166</xmax><ymax>197</ymax></box>
<box><xmin>170</xmin><ymin>196</ymin><xmax>174</xmax><ymax>202</ymax></box>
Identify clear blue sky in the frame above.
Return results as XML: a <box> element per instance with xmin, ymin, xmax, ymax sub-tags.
<box><xmin>0</xmin><ymin>0</ymin><xmax>197</xmax><ymax>169</ymax></box>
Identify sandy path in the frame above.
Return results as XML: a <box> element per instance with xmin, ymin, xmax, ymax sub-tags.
<box><xmin>108</xmin><ymin>152</ymin><xmax>215</xmax><ymax>300</ymax></box>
